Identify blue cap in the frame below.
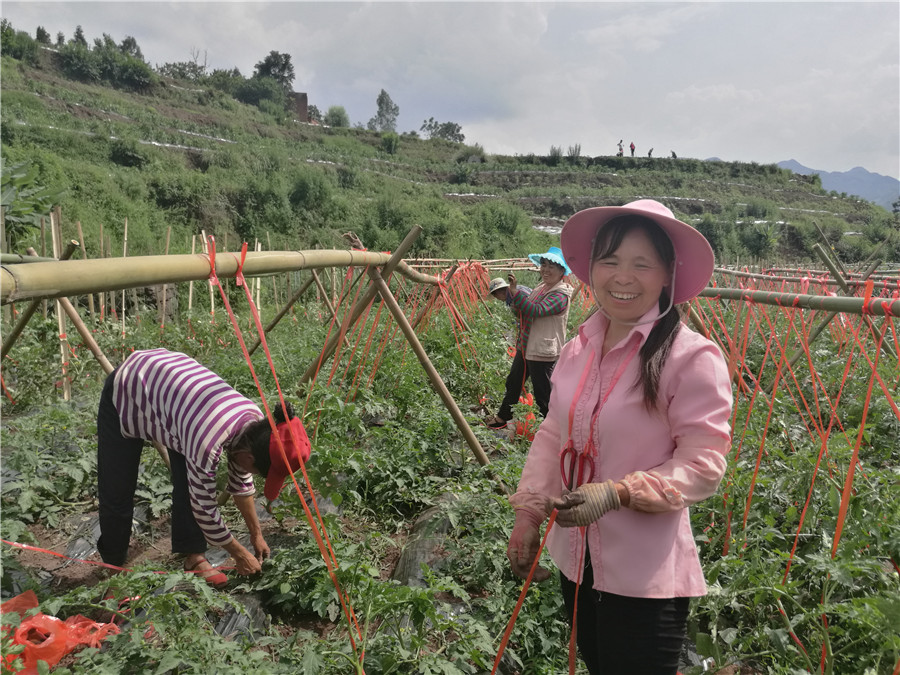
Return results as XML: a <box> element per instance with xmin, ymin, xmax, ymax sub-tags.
<box><xmin>528</xmin><ymin>246</ymin><xmax>571</xmax><ymax>276</ymax></box>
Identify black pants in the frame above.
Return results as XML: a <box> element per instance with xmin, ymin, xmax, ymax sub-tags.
<box><xmin>497</xmin><ymin>350</ymin><xmax>555</xmax><ymax>421</ymax></box>
<box><xmin>559</xmin><ymin>553</ymin><xmax>689</xmax><ymax>674</ymax></box>
<box><xmin>96</xmin><ymin>369</ymin><xmax>206</xmax><ymax>566</ymax></box>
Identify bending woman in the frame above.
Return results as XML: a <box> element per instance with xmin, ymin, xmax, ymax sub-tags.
<box><xmin>506</xmin><ymin>200</ymin><xmax>733</xmax><ymax>674</ymax></box>
<box><xmin>97</xmin><ymin>348</ymin><xmax>310</xmax><ymax>586</ymax></box>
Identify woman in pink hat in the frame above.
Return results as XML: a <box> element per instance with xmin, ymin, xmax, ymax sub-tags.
<box><xmin>96</xmin><ymin>348</ymin><xmax>311</xmax><ymax>587</ymax></box>
<box><xmin>506</xmin><ymin>200</ymin><xmax>733</xmax><ymax>673</ymax></box>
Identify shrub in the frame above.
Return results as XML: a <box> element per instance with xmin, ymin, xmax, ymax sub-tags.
<box><xmin>109</xmin><ymin>138</ymin><xmax>150</xmax><ymax>168</ymax></box>
<box><xmin>234</xmin><ymin>76</ymin><xmax>286</xmax><ymax>110</ymax></box>
<box><xmin>380</xmin><ymin>131</ymin><xmax>400</xmax><ymax>155</ymax></box>
<box><xmin>323</xmin><ymin>105</ymin><xmax>350</xmax><ymax>128</ymax></box>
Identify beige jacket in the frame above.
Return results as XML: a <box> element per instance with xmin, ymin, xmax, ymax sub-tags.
<box><xmin>522</xmin><ymin>282</ymin><xmax>574</xmax><ymax>362</ymax></box>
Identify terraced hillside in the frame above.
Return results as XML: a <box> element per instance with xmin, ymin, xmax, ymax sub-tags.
<box><xmin>2</xmin><ymin>47</ymin><xmax>897</xmax><ymax>265</ymax></box>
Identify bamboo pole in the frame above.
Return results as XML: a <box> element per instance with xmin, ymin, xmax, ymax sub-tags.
<box><xmin>813</xmin><ymin>244</ymin><xmax>897</xmax><ymax>361</ymax></box>
<box><xmin>298</xmin><ymin>228</ymin><xmax>424</xmax><ymax>387</ymax></box>
<box><xmin>40</xmin><ymin>217</ymin><xmax>48</xmax><ymax>319</ymax></box>
<box><xmin>255</xmin><ymin>241</ymin><xmax>261</xmax><ymax>309</ymax></box>
<box><xmin>311</xmin><ymin>269</ymin><xmax>353</xmax><ymax>352</ymax></box>
<box><xmin>1</xmin><ymin>250</ymin><xmax>439</xmax><ymax>305</ymax></box>
<box><xmin>267</xmin><ymin>231</ymin><xmax>278</xmax><ymax>306</ymax></box>
<box><xmin>0</xmin><ymin>207</ymin><xmax>9</xmax><ymax>326</ymax></box>
<box><xmin>368</xmin><ymin>267</ymin><xmax>508</xmax><ymax>494</ymax></box>
<box><xmin>201</xmin><ymin>230</ymin><xmax>214</xmax><ymax>318</ymax></box>
<box><xmin>188</xmin><ymin>235</ymin><xmax>196</xmax><ymax>314</ymax></box>
<box><xmin>695</xmin><ymin>286</ymin><xmax>900</xmax><ymax>318</ymax></box>
<box><xmin>121</xmin><ymin>218</ymin><xmax>128</xmax><ymax>339</ymax></box>
<box><xmin>2</xmin><ymin>241</ymin><xmax>80</xmax><ymax>361</ymax></box>
<box><xmin>813</xmin><ymin>221</ymin><xmax>847</xmax><ymax>276</ymax></box>
<box><xmin>160</xmin><ymin>226</ymin><xmax>171</xmax><ymax>327</ymax></box>
<box><xmin>76</xmin><ymin>221</ymin><xmax>95</xmax><ymax>323</ymax></box>
<box><xmin>50</xmin><ymin>211</ymin><xmax>71</xmax><ymax>400</ymax></box>
<box><xmin>98</xmin><ymin>224</ymin><xmax>105</xmax><ymax>322</ymax></box>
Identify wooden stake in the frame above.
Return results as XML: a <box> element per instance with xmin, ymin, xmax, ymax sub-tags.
<box><xmin>369</xmin><ymin>267</ymin><xmax>507</xmax><ymax>493</ymax></box>
<box><xmin>76</xmin><ymin>221</ymin><xmax>95</xmax><ymax>323</ymax></box>
<box><xmin>122</xmin><ymin>218</ymin><xmax>128</xmax><ymax>339</ymax></box>
<box><xmin>50</xmin><ymin>210</ymin><xmax>72</xmax><ymax>400</ymax></box>
<box><xmin>188</xmin><ymin>235</ymin><xmax>196</xmax><ymax>314</ymax></box>
<box><xmin>160</xmin><ymin>226</ymin><xmax>171</xmax><ymax>327</ymax></box>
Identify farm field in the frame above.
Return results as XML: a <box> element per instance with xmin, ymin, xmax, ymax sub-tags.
<box><xmin>1</xmin><ymin>252</ymin><xmax>898</xmax><ymax>674</ymax></box>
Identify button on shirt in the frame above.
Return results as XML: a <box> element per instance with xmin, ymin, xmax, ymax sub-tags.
<box><xmin>511</xmin><ymin>307</ymin><xmax>733</xmax><ymax>598</ymax></box>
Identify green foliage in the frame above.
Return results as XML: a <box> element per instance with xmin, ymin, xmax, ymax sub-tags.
<box><xmin>235</xmin><ymin>76</ymin><xmax>287</xmax><ymax>111</ymax></box>
<box><xmin>420</xmin><ymin>117</ymin><xmax>465</xmax><ymax>143</ymax></box>
<box><xmin>367</xmin><ymin>89</ymin><xmax>399</xmax><ymax>133</ymax></box>
<box><xmin>380</xmin><ymin>132</ymin><xmax>400</xmax><ymax>156</ymax></box>
<box><xmin>0</xmin><ymin>20</ymin><xmax>40</xmax><ymax>64</ymax></box>
<box><xmin>253</xmin><ymin>51</ymin><xmax>295</xmax><ymax>95</ymax></box>
<box><xmin>57</xmin><ymin>39</ymin><xmax>155</xmax><ymax>91</ymax></box>
<box><xmin>0</xmin><ymin>158</ymin><xmax>66</xmax><ymax>246</ymax></box>
<box><xmin>323</xmin><ymin>105</ymin><xmax>350</xmax><ymax>128</ymax></box>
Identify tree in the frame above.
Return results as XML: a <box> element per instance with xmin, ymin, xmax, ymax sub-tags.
<box><xmin>119</xmin><ymin>35</ymin><xmax>143</xmax><ymax>61</ymax></box>
<box><xmin>55</xmin><ymin>31</ymin><xmax>65</xmax><ymax>48</ymax></box>
<box><xmin>323</xmin><ymin>105</ymin><xmax>350</xmax><ymax>128</ymax></box>
<box><xmin>72</xmin><ymin>24</ymin><xmax>87</xmax><ymax>47</ymax></box>
<box><xmin>367</xmin><ymin>89</ymin><xmax>399</xmax><ymax>132</ymax></box>
<box><xmin>307</xmin><ymin>104</ymin><xmax>322</xmax><ymax>124</ymax></box>
<box><xmin>35</xmin><ymin>26</ymin><xmax>51</xmax><ymax>45</ymax></box>
<box><xmin>420</xmin><ymin>117</ymin><xmax>465</xmax><ymax>143</ymax></box>
<box><xmin>253</xmin><ymin>51</ymin><xmax>295</xmax><ymax>94</ymax></box>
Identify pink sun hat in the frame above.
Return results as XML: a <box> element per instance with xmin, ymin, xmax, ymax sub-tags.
<box><xmin>560</xmin><ymin>199</ymin><xmax>715</xmax><ymax>304</ymax></box>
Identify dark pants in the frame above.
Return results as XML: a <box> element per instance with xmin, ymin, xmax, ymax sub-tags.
<box><xmin>560</xmin><ymin>553</ymin><xmax>689</xmax><ymax>674</ymax></box>
<box><xmin>497</xmin><ymin>350</ymin><xmax>555</xmax><ymax>421</ymax></box>
<box><xmin>96</xmin><ymin>370</ymin><xmax>206</xmax><ymax>566</ymax></box>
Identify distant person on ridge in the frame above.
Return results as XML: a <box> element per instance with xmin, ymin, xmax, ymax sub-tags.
<box><xmin>617</xmin><ymin>140</ymin><xmax>624</xmax><ymax>157</ymax></box>
<box><xmin>648</xmin><ymin>147</ymin><xmax>654</xmax><ymax>158</ymax></box>
<box><xmin>484</xmin><ymin>247</ymin><xmax>574</xmax><ymax>430</ymax></box>
<box><xmin>630</xmin><ymin>141</ymin><xmax>636</xmax><ymax>157</ymax></box>
<box><xmin>671</xmin><ymin>150</ymin><xmax>677</xmax><ymax>159</ymax></box>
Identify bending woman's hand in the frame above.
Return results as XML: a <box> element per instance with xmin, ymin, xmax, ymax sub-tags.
<box><xmin>553</xmin><ymin>480</ymin><xmax>621</xmax><ymax>528</ymax></box>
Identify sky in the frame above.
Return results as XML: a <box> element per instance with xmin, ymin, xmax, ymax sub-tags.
<box><xmin>2</xmin><ymin>2</ymin><xmax>899</xmax><ymax>179</ymax></box>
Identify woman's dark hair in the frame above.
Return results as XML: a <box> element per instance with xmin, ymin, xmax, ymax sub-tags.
<box><xmin>234</xmin><ymin>401</ymin><xmax>295</xmax><ymax>475</ymax></box>
<box><xmin>591</xmin><ymin>215</ymin><xmax>681</xmax><ymax>412</ymax></box>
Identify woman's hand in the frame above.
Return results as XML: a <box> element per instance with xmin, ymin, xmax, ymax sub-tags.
<box><xmin>251</xmin><ymin>533</ymin><xmax>271</xmax><ymax>562</ymax></box>
<box><xmin>507</xmin><ymin>273</ymin><xmax>518</xmax><ymax>297</ymax></box>
<box><xmin>553</xmin><ymin>480</ymin><xmax>621</xmax><ymax>528</ymax></box>
<box><xmin>224</xmin><ymin>538</ymin><xmax>263</xmax><ymax>575</ymax></box>
<box><xmin>507</xmin><ymin>508</ymin><xmax>550</xmax><ymax>581</ymax></box>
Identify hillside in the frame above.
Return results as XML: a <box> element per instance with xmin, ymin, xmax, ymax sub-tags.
<box><xmin>1</xmin><ymin>44</ymin><xmax>898</xmax><ymax>266</ymax></box>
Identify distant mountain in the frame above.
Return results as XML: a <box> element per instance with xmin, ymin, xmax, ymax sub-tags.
<box><xmin>776</xmin><ymin>160</ymin><xmax>898</xmax><ymax>211</ymax></box>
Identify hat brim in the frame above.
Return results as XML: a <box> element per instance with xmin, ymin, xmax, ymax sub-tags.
<box><xmin>527</xmin><ymin>253</ymin><xmax>572</xmax><ymax>276</ymax></box>
<box><xmin>560</xmin><ymin>204</ymin><xmax>714</xmax><ymax>304</ymax></box>
<box><xmin>264</xmin><ymin>471</ymin><xmax>288</xmax><ymax>502</ymax></box>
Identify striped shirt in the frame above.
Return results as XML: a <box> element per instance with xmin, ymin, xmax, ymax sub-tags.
<box><xmin>113</xmin><ymin>349</ymin><xmax>263</xmax><ymax>547</ymax></box>
<box><xmin>508</xmin><ymin>284</ymin><xmax>570</xmax><ymax>353</ymax></box>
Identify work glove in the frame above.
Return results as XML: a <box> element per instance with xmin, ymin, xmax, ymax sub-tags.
<box><xmin>553</xmin><ymin>480</ymin><xmax>621</xmax><ymax>528</ymax></box>
<box><xmin>507</xmin><ymin>506</ymin><xmax>551</xmax><ymax>582</ymax></box>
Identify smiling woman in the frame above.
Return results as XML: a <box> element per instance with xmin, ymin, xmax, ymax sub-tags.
<box><xmin>506</xmin><ymin>200</ymin><xmax>731</xmax><ymax>674</ymax></box>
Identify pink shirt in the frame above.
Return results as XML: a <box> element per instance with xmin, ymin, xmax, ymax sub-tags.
<box><xmin>511</xmin><ymin>307</ymin><xmax>733</xmax><ymax>598</ymax></box>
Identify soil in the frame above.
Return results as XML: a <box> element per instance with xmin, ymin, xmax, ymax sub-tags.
<box><xmin>10</xmin><ymin>510</ymin><xmax>295</xmax><ymax>594</ymax></box>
